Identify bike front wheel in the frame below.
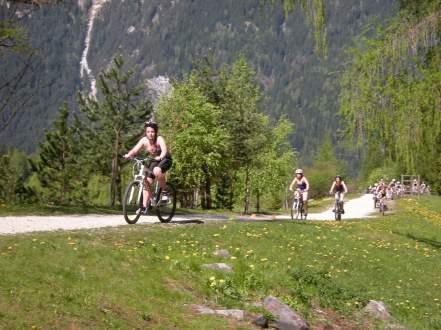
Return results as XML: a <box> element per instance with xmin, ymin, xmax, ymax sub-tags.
<box><xmin>291</xmin><ymin>201</ymin><xmax>302</xmax><ymax>220</ymax></box>
<box><xmin>380</xmin><ymin>203</ymin><xmax>385</xmax><ymax>216</ymax></box>
<box><xmin>156</xmin><ymin>183</ymin><xmax>176</xmax><ymax>223</ymax></box>
<box><xmin>123</xmin><ymin>181</ymin><xmax>143</xmax><ymax>224</ymax></box>
<box><xmin>335</xmin><ymin>201</ymin><xmax>342</xmax><ymax>221</ymax></box>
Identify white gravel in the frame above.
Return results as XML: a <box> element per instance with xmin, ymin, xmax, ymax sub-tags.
<box><xmin>0</xmin><ymin>214</ymin><xmax>211</xmax><ymax>235</ymax></box>
<box><xmin>0</xmin><ymin>194</ymin><xmax>376</xmax><ymax>235</ymax></box>
<box><xmin>276</xmin><ymin>194</ymin><xmax>376</xmax><ymax>221</ymax></box>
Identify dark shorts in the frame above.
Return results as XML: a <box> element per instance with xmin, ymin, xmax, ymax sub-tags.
<box><xmin>145</xmin><ymin>156</ymin><xmax>173</xmax><ymax>179</ymax></box>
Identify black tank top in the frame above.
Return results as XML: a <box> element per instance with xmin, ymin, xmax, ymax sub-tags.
<box><xmin>335</xmin><ymin>182</ymin><xmax>344</xmax><ymax>192</ymax></box>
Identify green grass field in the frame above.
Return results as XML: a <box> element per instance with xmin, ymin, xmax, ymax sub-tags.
<box><xmin>1</xmin><ymin>196</ymin><xmax>440</xmax><ymax>329</ymax></box>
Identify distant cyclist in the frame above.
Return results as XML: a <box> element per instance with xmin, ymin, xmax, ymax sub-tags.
<box><xmin>289</xmin><ymin>169</ymin><xmax>310</xmax><ymax>218</ymax></box>
<box><xmin>329</xmin><ymin>175</ymin><xmax>348</xmax><ymax>213</ymax></box>
<box><xmin>124</xmin><ymin>120</ymin><xmax>172</xmax><ymax>214</ymax></box>
<box><xmin>377</xmin><ymin>184</ymin><xmax>387</xmax><ymax>204</ymax></box>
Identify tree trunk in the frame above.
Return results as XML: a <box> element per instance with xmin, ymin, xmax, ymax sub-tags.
<box><xmin>193</xmin><ymin>188</ymin><xmax>199</xmax><ymax>209</ymax></box>
<box><xmin>202</xmin><ymin>170</ymin><xmax>212</xmax><ymax>209</ymax></box>
<box><xmin>110</xmin><ymin>133</ymin><xmax>120</xmax><ymax>206</ymax></box>
<box><xmin>243</xmin><ymin>165</ymin><xmax>250</xmax><ymax>214</ymax></box>
<box><xmin>110</xmin><ymin>156</ymin><xmax>117</xmax><ymax>206</ymax></box>
<box><xmin>256</xmin><ymin>188</ymin><xmax>260</xmax><ymax>213</ymax></box>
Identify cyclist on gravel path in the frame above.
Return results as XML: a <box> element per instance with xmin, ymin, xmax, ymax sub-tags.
<box><xmin>289</xmin><ymin>169</ymin><xmax>310</xmax><ymax>217</ymax></box>
<box><xmin>124</xmin><ymin>121</ymin><xmax>172</xmax><ymax>214</ymax></box>
<box><xmin>329</xmin><ymin>175</ymin><xmax>348</xmax><ymax>213</ymax></box>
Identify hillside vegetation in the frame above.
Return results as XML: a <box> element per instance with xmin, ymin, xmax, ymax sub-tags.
<box><xmin>0</xmin><ymin>0</ymin><xmax>396</xmax><ymax>154</ymax></box>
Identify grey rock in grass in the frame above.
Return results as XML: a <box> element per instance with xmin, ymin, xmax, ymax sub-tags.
<box><xmin>201</xmin><ymin>263</ymin><xmax>233</xmax><ymax>273</ymax></box>
<box><xmin>363</xmin><ymin>300</ymin><xmax>392</xmax><ymax>321</ymax></box>
<box><xmin>190</xmin><ymin>304</ymin><xmax>244</xmax><ymax>320</ymax></box>
<box><xmin>253</xmin><ymin>314</ymin><xmax>269</xmax><ymax>328</ymax></box>
<box><xmin>263</xmin><ymin>295</ymin><xmax>309</xmax><ymax>330</ymax></box>
<box><xmin>213</xmin><ymin>249</ymin><xmax>231</xmax><ymax>258</ymax></box>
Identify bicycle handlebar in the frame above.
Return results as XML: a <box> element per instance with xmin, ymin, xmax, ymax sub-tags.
<box><xmin>127</xmin><ymin>156</ymin><xmax>155</xmax><ymax>163</ymax></box>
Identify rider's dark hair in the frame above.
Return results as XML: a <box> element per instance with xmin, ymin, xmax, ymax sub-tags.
<box><xmin>144</xmin><ymin>120</ymin><xmax>158</xmax><ymax>143</ymax></box>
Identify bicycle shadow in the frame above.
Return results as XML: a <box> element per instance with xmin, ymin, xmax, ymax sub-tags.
<box><xmin>158</xmin><ymin>219</ymin><xmax>205</xmax><ymax>225</ymax></box>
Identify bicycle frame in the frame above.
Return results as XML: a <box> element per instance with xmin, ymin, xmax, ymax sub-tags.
<box><xmin>291</xmin><ymin>189</ymin><xmax>305</xmax><ymax>220</ymax></box>
<box><xmin>128</xmin><ymin>157</ymin><xmax>162</xmax><ymax>208</ymax></box>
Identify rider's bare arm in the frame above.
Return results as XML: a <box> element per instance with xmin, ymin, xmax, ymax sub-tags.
<box><xmin>124</xmin><ymin>137</ymin><xmax>147</xmax><ymax>158</ymax></box>
<box><xmin>289</xmin><ymin>178</ymin><xmax>297</xmax><ymax>191</ymax></box>
<box><xmin>329</xmin><ymin>182</ymin><xmax>335</xmax><ymax>194</ymax></box>
<box><xmin>156</xmin><ymin>136</ymin><xmax>167</xmax><ymax>161</ymax></box>
<box><xmin>342</xmin><ymin>181</ymin><xmax>348</xmax><ymax>193</ymax></box>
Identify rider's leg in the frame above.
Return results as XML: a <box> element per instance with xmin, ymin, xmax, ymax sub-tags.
<box><xmin>153</xmin><ymin>167</ymin><xmax>167</xmax><ymax>190</ymax></box>
<box><xmin>303</xmin><ymin>191</ymin><xmax>308</xmax><ymax>215</ymax></box>
<box><xmin>142</xmin><ymin>177</ymin><xmax>153</xmax><ymax>208</ymax></box>
<box><xmin>340</xmin><ymin>193</ymin><xmax>345</xmax><ymax>213</ymax></box>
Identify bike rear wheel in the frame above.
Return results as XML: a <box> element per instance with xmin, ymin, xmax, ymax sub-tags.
<box><xmin>123</xmin><ymin>181</ymin><xmax>143</xmax><ymax>224</ymax></box>
<box><xmin>336</xmin><ymin>201</ymin><xmax>343</xmax><ymax>221</ymax></box>
<box><xmin>300</xmin><ymin>201</ymin><xmax>306</xmax><ymax>220</ymax></box>
<box><xmin>156</xmin><ymin>183</ymin><xmax>176</xmax><ymax>223</ymax></box>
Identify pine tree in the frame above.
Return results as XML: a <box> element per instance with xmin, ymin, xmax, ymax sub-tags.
<box><xmin>77</xmin><ymin>55</ymin><xmax>151</xmax><ymax>206</ymax></box>
<box><xmin>34</xmin><ymin>103</ymin><xmax>79</xmax><ymax>204</ymax></box>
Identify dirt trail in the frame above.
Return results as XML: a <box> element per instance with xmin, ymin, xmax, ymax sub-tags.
<box><xmin>0</xmin><ymin>214</ymin><xmax>222</xmax><ymax>235</ymax></box>
<box><xmin>276</xmin><ymin>194</ymin><xmax>376</xmax><ymax>221</ymax></box>
<box><xmin>0</xmin><ymin>195</ymin><xmax>377</xmax><ymax>235</ymax></box>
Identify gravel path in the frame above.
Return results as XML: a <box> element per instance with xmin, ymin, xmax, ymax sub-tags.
<box><xmin>0</xmin><ymin>195</ymin><xmax>376</xmax><ymax>235</ymax></box>
<box><xmin>0</xmin><ymin>214</ymin><xmax>226</xmax><ymax>235</ymax></box>
<box><xmin>275</xmin><ymin>193</ymin><xmax>376</xmax><ymax>221</ymax></box>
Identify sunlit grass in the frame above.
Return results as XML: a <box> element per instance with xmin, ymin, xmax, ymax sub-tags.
<box><xmin>0</xmin><ymin>196</ymin><xmax>440</xmax><ymax>329</ymax></box>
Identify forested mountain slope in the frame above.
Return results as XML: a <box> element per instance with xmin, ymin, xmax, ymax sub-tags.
<box><xmin>0</xmin><ymin>0</ymin><xmax>396</xmax><ymax>154</ymax></box>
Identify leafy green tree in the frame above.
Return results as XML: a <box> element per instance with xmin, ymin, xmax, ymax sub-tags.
<box><xmin>220</xmin><ymin>57</ymin><xmax>267</xmax><ymax>213</ymax></box>
<box><xmin>248</xmin><ymin>117</ymin><xmax>296</xmax><ymax>212</ymax></box>
<box><xmin>0</xmin><ymin>148</ymin><xmax>33</xmax><ymax>203</ymax></box>
<box><xmin>340</xmin><ymin>4</ymin><xmax>440</xmax><ymax>188</ymax></box>
<box><xmin>305</xmin><ymin>136</ymin><xmax>348</xmax><ymax>198</ymax></box>
<box><xmin>157</xmin><ymin>75</ymin><xmax>229</xmax><ymax>209</ymax></box>
<box><xmin>77</xmin><ymin>55</ymin><xmax>151</xmax><ymax>206</ymax></box>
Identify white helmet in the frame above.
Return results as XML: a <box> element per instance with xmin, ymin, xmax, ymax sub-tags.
<box><xmin>295</xmin><ymin>169</ymin><xmax>304</xmax><ymax>175</ymax></box>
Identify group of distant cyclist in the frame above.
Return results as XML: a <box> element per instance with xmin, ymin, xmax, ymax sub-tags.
<box><xmin>288</xmin><ymin>169</ymin><xmax>348</xmax><ymax>219</ymax></box>
<box><xmin>368</xmin><ymin>178</ymin><xmax>431</xmax><ymax>213</ymax></box>
<box><xmin>368</xmin><ymin>178</ymin><xmax>431</xmax><ymax>201</ymax></box>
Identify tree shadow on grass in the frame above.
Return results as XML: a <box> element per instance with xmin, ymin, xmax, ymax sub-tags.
<box><xmin>393</xmin><ymin>231</ymin><xmax>441</xmax><ymax>249</ymax></box>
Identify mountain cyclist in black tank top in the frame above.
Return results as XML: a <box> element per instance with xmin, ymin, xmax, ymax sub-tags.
<box><xmin>124</xmin><ymin>121</ymin><xmax>173</xmax><ymax>214</ymax></box>
<box><xmin>329</xmin><ymin>175</ymin><xmax>348</xmax><ymax>213</ymax></box>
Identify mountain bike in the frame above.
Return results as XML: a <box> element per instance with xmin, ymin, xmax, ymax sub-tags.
<box><xmin>378</xmin><ymin>196</ymin><xmax>386</xmax><ymax>216</ymax></box>
<box><xmin>123</xmin><ymin>157</ymin><xmax>176</xmax><ymax>224</ymax></box>
<box><xmin>333</xmin><ymin>192</ymin><xmax>344</xmax><ymax>221</ymax></box>
<box><xmin>291</xmin><ymin>189</ymin><xmax>306</xmax><ymax>220</ymax></box>
<box><xmin>373</xmin><ymin>192</ymin><xmax>379</xmax><ymax>209</ymax></box>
